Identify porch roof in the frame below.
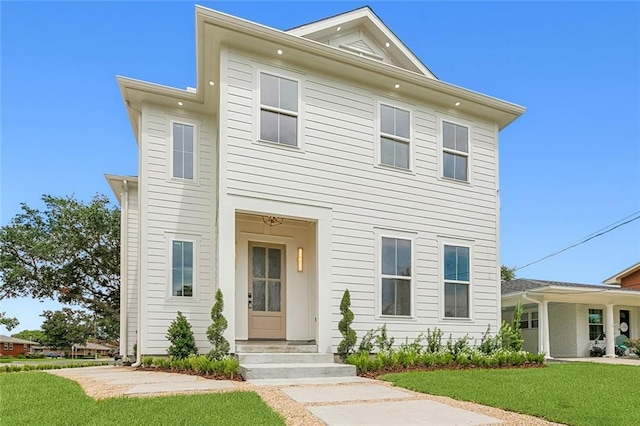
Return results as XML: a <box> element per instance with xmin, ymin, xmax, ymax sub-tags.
<box><xmin>501</xmin><ymin>278</ymin><xmax>640</xmax><ymax>307</ymax></box>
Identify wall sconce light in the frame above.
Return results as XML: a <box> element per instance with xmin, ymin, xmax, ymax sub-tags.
<box><xmin>297</xmin><ymin>247</ymin><xmax>303</xmax><ymax>272</ymax></box>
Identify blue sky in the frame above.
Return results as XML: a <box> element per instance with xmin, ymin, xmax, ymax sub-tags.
<box><xmin>2</xmin><ymin>1</ymin><xmax>639</xmax><ymax>333</ymax></box>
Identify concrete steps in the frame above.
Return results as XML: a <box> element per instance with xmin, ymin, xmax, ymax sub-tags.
<box><xmin>237</xmin><ymin>352</ymin><xmax>357</xmax><ymax>381</ymax></box>
<box><xmin>236</xmin><ymin>344</ymin><xmax>318</xmax><ymax>353</ymax></box>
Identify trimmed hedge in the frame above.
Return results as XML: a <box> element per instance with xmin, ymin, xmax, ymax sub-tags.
<box><xmin>141</xmin><ymin>354</ymin><xmax>239</xmax><ymax>379</ymax></box>
<box><xmin>0</xmin><ymin>361</ymin><xmax>110</xmax><ymax>373</ymax></box>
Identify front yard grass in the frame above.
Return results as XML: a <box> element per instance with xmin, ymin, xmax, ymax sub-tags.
<box><xmin>0</xmin><ymin>372</ymin><xmax>284</xmax><ymax>425</ymax></box>
<box><xmin>382</xmin><ymin>362</ymin><xmax>640</xmax><ymax>426</ymax></box>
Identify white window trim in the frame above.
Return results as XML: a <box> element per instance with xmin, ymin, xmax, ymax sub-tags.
<box><xmin>374</xmin><ymin>100</ymin><xmax>415</xmax><ymax>173</ymax></box>
<box><xmin>168</xmin><ymin>118</ymin><xmax>200</xmax><ymax>184</ymax></box>
<box><xmin>254</xmin><ymin>65</ymin><xmax>304</xmax><ymax>150</ymax></box>
<box><xmin>165</xmin><ymin>233</ymin><xmax>201</xmax><ymax>302</ymax></box>
<box><xmin>374</xmin><ymin>228</ymin><xmax>417</xmax><ymax>320</ymax></box>
<box><xmin>588</xmin><ymin>308</ymin><xmax>604</xmax><ymax>341</ymax></box>
<box><xmin>436</xmin><ymin>113</ymin><xmax>473</xmax><ymax>185</ymax></box>
<box><xmin>438</xmin><ymin>237</ymin><xmax>474</xmax><ymax>321</ymax></box>
<box><xmin>530</xmin><ymin>311</ymin><xmax>539</xmax><ymax>329</ymax></box>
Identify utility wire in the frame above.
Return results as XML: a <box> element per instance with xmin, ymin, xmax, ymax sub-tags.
<box><xmin>514</xmin><ymin>211</ymin><xmax>640</xmax><ymax>272</ymax></box>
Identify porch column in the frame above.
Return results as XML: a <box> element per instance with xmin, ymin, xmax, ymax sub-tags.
<box><xmin>541</xmin><ymin>300</ymin><xmax>551</xmax><ymax>359</ymax></box>
<box><xmin>604</xmin><ymin>303</ymin><xmax>615</xmax><ymax>357</ymax></box>
<box><xmin>316</xmin><ymin>215</ymin><xmax>332</xmax><ymax>354</ymax></box>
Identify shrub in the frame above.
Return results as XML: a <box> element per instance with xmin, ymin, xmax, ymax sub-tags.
<box><xmin>206</xmin><ymin>289</ymin><xmax>230</xmax><ymax>361</ymax></box>
<box><xmin>478</xmin><ymin>325</ymin><xmax>499</xmax><ymax>354</ymax></box>
<box><xmin>141</xmin><ymin>356</ymin><xmax>154</xmax><ymax>367</ymax></box>
<box><xmin>426</xmin><ymin>328</ymin><xmax>443</xmax><ymax>353</ymax></box>
<box><xmin>143</xmin><ymin>354</ymin><xmax>239</xmax><ymax>378</ymax></box>
<box><xmin>166</xmin><ymin>311</ymin><xmax>198</xmax><ymax>359</ymax></box>
<box><xmin>358</xmin><ymin>329</ymin><xmax>376</xmax><ymax>354</ymax></box>
<box><xmin>626</xmin><ymin>338</ymin><xmax>640</xmax><ymax>357</ymax></box>
<box><xmin>375</xmin><ymin>324</ymin><xmax>394</xmax><ymax>352</ymax></box>
<box><xmin>0</xmin><ymin>362</ymin><xmax>109</xmax><ymax>373</ymax></box>
<box><xmin>337</xmin><ymin>289</ymin><xmax>357</xmax><ymax>359</ymax></box>
<box><xmin>447</xmin><ymin>335</ymin><xmax>470</xmax><ymax>356</ymax></box>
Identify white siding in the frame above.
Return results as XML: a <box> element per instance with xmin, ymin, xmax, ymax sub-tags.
<box><xmin>139</xmin><ymin>104</ymin><xmax>218</xmax><ymax>355</ymax></box>
<box><xmin>126</xmin><ymin>186</ymin><xmax>139</xmax><ymax>355</ymax></box>
<box><xmin>222</xmin><ymin>49</ymin><xmax>500</xmax><ymax>348</ymax></box>
<box><xmin>548</xmin><ymin>303</ymin><xmax>579</xmax><ymax>357</ymax></box>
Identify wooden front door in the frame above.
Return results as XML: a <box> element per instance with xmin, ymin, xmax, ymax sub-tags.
<box><xmin>248</xmin><ymin>243</ymin><xmax>286</xmax><ymax>339</ymax></box>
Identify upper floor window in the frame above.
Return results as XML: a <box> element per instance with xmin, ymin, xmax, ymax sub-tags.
<box><xmin>380</xmin><ymin>104</ymin><xmax>410</xmax><ymax>169</ymax></box>
<box><xmin>442</xmin><ymin>121</ymin><xmax>469</xmax><ymax>181</ymax></box>
<box><xmin>260</xmin><ymin>73</ymin><xmax>298</xmax><ymax>146</ymax></box>
<box><xmin>172</xmin><ymin>123</ymin><xmax>194</xmax><ymax>180</ymax></box>
<box><xmin>172</xmin><ymin>240</ymin><xmax>194</xmax><ymax>297</ymax></box>
<box><xmin>444</xmin><ymin>245</ymin><xmax>470</xmax><ymax>318</ymax></box>
<box><xmin>381</xmin><ymin>236</ymin><xmax>412</xmax><ymax>316</ymax></box>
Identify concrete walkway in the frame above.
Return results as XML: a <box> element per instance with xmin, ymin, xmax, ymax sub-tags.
<box><xmin>48</xmin><ymin>366</ymin><xmax>554</xmax><ymax>425</ymax></box>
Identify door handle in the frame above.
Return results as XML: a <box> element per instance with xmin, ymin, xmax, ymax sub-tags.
<box><xmin>248</xmin><ymin>292</ymin><xmax>252</xmax><ymax>308</ymax></box>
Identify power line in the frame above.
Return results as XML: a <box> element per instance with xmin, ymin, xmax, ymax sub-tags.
<box><xmin>514</xmin><ymin>211</ymin><xmax>640</xmax><ymax>272</ymax></box>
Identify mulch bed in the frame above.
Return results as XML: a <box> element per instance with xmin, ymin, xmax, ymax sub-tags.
<box><xmin>136</xmin><ymin>366</ymin><xmax>244</xmax><ymax>381</ymax></box>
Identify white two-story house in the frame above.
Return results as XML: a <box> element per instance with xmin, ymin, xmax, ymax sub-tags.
<box><xmin>106</xmin><ymin>5</ymin><xmax>524</xmax><ymax>362</ymax></box>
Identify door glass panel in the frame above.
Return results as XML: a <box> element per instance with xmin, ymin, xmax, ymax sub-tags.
<box><xmin>268</xmin><ymin>249</ymin><xmax>281</xmax><ymax>279</ymax></box>
<box><xmin>268</xmin><ymin>280</ymin><xmax>281</xmax><ymax>312</ymax></box>
<box><xmin>253</xmin><ymin>280</ymin><xmax>265</xmax><ymax>311</ymax></box>
<box><xmin>252</xmin><ymin>247</ymin><xmax>266</xmax><ymax>278</ymax></box>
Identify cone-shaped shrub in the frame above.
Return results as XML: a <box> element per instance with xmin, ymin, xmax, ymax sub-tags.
<box><xmin>166</xmin><ymin>311</ymin><xmax>198</xmax><ymax>359</ymax></box>
<box><xmin>337</xmin><ymin>289</ymin><xmax>357</xmax><ymax>359</ymax></box>
<box><xmin>207</xmin><ymin>289</ymin><xmax>230</xmax><ymax>360</ymax></box>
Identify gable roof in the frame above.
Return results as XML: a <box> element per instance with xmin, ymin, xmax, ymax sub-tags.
<box><xmin>118</xmin><ymin>5</ymin><xmax>525</xmax><ymax>142</ymax></box>
<box><xmin>0</xmin><ymin>335</ymin><xmax>39</xmax><ymax>345</ymax></box>
<box><xmin>602</xmin><ymin>261</ymin><xmax>640</xmax><ymax>284</ymax></box>
<box><xmin>286</xmin><ymin>6</ymin><xmax>436</xmax><ymax>78</ymax></box>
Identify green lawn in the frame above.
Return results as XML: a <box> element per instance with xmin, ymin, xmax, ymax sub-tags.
<box><xmin>381</xmin><ymin>363</ymin><xmax>640</xmax><ymax>426</ymax></box>
<box><xmin>1</xmin><ymin>372</ymin><xmax>284</xmax><ymax>426</ymax></box>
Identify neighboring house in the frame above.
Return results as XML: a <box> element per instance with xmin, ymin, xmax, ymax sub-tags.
<box><xmin>106</xmin><ymin>6</ymin><xmax>524</xmax><ymax>361</ymax></box>
<box><xmin>502</xmin><ymin>279</ymin><xmax>640</xmax><ymax>358</ymax></box>
<box><xmin>72</xmin><ymin>342</ymin><xmax>114</xmax><ymax>357</ymax></box>
<box><xmin>0</xmin><ymin>335</ymin><xmax>39</xmax><ymax>357</ymax></box>
<box><xmin>603</xmin><ymin>261</ymin><xmax>640</xmax><ymax>290</ymax></box>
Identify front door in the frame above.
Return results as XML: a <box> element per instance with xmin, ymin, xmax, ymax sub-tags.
<box><xmin>620</xmin><ymin>310</ymin><xmax>630</xmax><ymax>338</ymax></box>
<box><xmin>248</xmin><ymin>243</ymin><xmax>286</xmax><ymax>339</ymax></box>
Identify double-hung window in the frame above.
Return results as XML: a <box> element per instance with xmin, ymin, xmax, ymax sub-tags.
<box><xmin>380</xmin><ymin>104</ymin><xmax>411</xmax><ymax>169</ymax></box>
<box><xmin>520</xmin><ymin>312</ymin><xmax>530</xmax><ymax>329</ymax></box>
<box><xmin>444</xmin><ymin>245</ymin><xmax>470</xmax><ymax>318</ymax></box>
<box><xmin>172</xmin><ymin>241</ymin><xmax>194</xmax><ymax>297</ymax></box>
<box><xmin>531</xmin><ymin>311</ymin><xmax>539</xmax><ymax>328</ymax></box>
<box><xmin>381</xmin><ymin>237</ymin><xmax>412</xmax><ymax>316</ymax></box>
<box><xmin>588</xmin><ymin>309</ymin><xmax>604</xmax><ymax>340</ymax></box>
<box><xmin>442</xmin><ymin>121</ymin><xmax>469</xmax><ymax>181</ymax></box>
<box><xmin>260</xmin><ymin>73</ymin><xmax>298</xmax><ymax>146</ymax></box>
<box><xmin>172</xmin><ymin>123</ymin><xmax>194</xmax><ymax>180</ymax></box>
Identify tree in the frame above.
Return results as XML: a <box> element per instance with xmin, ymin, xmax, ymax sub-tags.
<box><xmin>11</xmin><ymin>329</ymin><xmax>46</xmax><ymax>344</ymax></box>
<box><xmin>337</xmin><ymin>289</ymin><xmax>357</xmax><ymax>359</ymax></box>
<box><xmin>206</xmin><ymin>289</ymin><xmax>230</xmax><ymax>360</ymax></box>
<box><xmin>0</xmin><ymin>194</ymin><xmax>120</xmax><ymax>339</ymax></box>
<box><xmin>166</xmin><ymin>311</ymin><xmax>198</xmax><ymax>359</ymax></box>
<box><xmin>0</xmin><ymin>311</ymin><xmax>19</xmax><ymax>331</ymax></box>
<box><xmin>41</xmin><ymin>308</ymin><xmax>91</xmax><ymax>349</ymax></box>
<box><xmin>501</xmin><ymin>265</ymin><xmax>516</xmax><ymax>282</ymax></box>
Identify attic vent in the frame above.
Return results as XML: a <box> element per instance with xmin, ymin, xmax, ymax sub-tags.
<box><xmin>348</xmin><ymin>39</ymin><xmax>376</xmax><ymax>55</ymax></box>
<box><xmin>339</xmin><ymin>43</ymin><xmax>384</xmax><ymax>61</ymax></box>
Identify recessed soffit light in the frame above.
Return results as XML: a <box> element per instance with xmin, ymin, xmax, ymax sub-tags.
<box><xmin>277</xmin><ymin>49</ymin><xmax>283</xmax><ymax>55</ymax></box>
<box><xmin>455</xmin><ymin>101</ymin><xmax>461</xmax><ymax>107</ymax></box>
<box><xmin>177</xmin><ymin>101</ymin><xmax>183</xmax><ymax>106</ymax></box>
<box><xmin>337</xmin><ymin>26</ymin><xmax>341</xmax><ymax>32</ymax></box>
<box><xmin>385</xmin><ymin>42</ymin><xmax>390</xmax><ymax>48</ymax></box>
<box><xmin>208</xmin><ymin>81</ymin><xmax>215</xmax><ymax>86</ymax></box>
<box><xmin>394</xmin><ymin>83</ymin><xmax>400</xmax><ymax>89</ymax></box>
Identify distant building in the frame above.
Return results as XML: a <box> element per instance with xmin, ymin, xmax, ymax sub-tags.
<box><xmin>0</xmin><ymin>335</ymin><xmax>39</xmax><ymax>357</ymax></box>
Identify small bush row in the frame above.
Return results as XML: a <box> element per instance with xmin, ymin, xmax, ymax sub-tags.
<box><xmin>0</xmin><ymin>361</ymin><xmax>110</xmax><ymax>373</ymax></box>
<box><xmin>346</xmin><ymin>348</ymin><xmax>545</xmax><ymax>374</ymax></box>
<box><xmin>141</xmin><ymin>354</ymin><xmax>239</xmax><ymax>378</ymax></box>
<box><xmin>626</xmin><ymin>338</ymin><xmax>640</xmax><ymax>357</ymax></box>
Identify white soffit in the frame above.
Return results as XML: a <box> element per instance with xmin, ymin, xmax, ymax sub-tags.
<box><xmin>286</xmin><ymin>7</ymin><xmax>436</xmax><ymax>79</ymax></box>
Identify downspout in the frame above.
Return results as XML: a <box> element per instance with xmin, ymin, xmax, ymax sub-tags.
<box><xmin>120</xmin><ymin>180</ymin><xmax>129</xmax><ymax>360</ymax></box>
